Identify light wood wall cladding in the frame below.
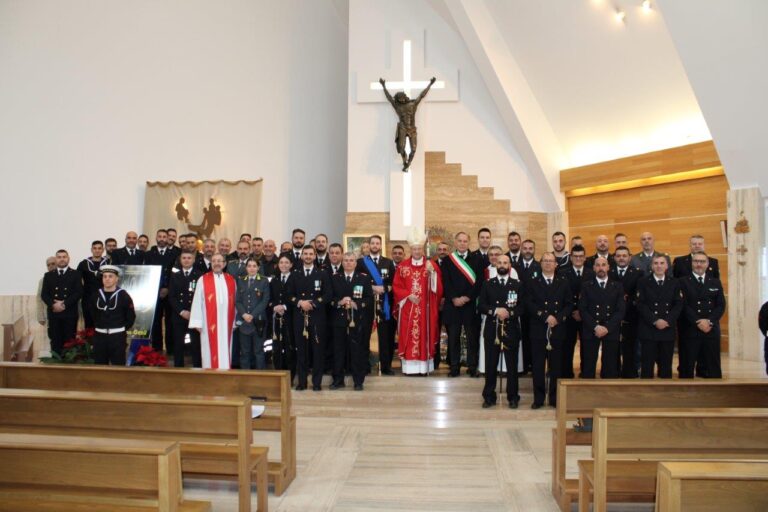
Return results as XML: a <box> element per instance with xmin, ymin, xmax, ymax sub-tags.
<box><xmin>560</xmin><ymin>141</ymin><xmax>721</xmax><ymax>192</ymax></box>
<box><xmin>425</xmin><ymin>152</ymin><xmax>549</xmax><ymax>251</ymax></box>
<box><xmin>563</xmin><ymin>143</ymin><xmax>730</xmax><ymax>351</ymax></box>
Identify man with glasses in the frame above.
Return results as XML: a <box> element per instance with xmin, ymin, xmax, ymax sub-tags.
<box><xmin>678</xmin><ymin>251</ymin><xmax>725</xmax><ymax>378</ymax></box>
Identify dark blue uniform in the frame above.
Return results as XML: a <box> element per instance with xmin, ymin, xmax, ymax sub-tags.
<box><xmin>478</xmin><ymin>276</ymin><xmax>523</xmax><ymax>406</ymax></box>
<box><xmin>636</xmin><ymin>275</ymin><xmax>683</xmax><ymax>378</ymax></box>
<box><xmin>525</xmin><ymin>274</ymin><xmax>573</xmax><ymax>406</ymax></box>
<box><xmin>41</xmin><ymin>267</ymin><xmax>83</xmax><ymax>355</ymax></box>
<box><xmin>578</xmin><ymin>278</ymin><xmax>626</xmax><ymax>379</ymax></box>
<box><xmin>679</xmin><ymin>274</ymin><xmax>725</xmax><ymax>378</ymax></box>
<box><xmin>330</xmin><ymin>272</ymin><xmax>373</xmax><ymax>388</ymax></box>
<box><xmin>168</xmin><ymin>267</ymin><xmax>202</xmax><ymax>367</ymax></box>
<box><xmin>287</xmin><ymin>266</ymin><xmax>332</xmax><ymax>390</ymax></box>
<box><xmin>609</xmin><ymin>265</ymin><xmax>642</xmax><ymax>378</ymax></box>
<box><xmin>269</xmin><ymin>273</ymin><xmax>295</xmax><ymax>376</ymax></box>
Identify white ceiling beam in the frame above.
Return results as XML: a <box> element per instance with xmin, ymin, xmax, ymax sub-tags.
<box><xmin>443</xmin><ymin>0</ymin><xmax>565</xmax><ymax>211</ymax></box>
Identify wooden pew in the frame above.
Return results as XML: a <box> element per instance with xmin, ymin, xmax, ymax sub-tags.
<box><xmin>578</xmin><ymin>408</ymin><xmax>768</xmax><ymax>512</ymax></box>
<box><xmin>0</xmin><ymin>432</ymin><xmax>211</xmax><ymax>511</ymax></box>
<box><xmin>0</xmin><ymin>362</ymin><xmax>295</xmax><ymax>495</ymax></box>
<box><xmin>0</xmin><ymin>388</ymin><xmax>267</xmax><ymax>512</ymax></box>
<box><xmin>552</xmin><ymin>379</ymin><xmax>768</xmax><ymax>512</ymax></box>
<box><xmin>656</xmin><ymin>461</ymin><xmax>768</xmax><ymax>512</ymax></box>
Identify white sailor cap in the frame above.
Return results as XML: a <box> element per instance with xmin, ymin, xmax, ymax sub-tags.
<box><xmin>100</xmin><ymin>265</ymin><xmax>122</xmax><ymax>276</ymax></box>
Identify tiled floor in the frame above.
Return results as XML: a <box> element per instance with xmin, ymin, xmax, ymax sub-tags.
<box><xmin>184</xmin><ymin>355</ymin><xmax>767</xmax><ymax>511</ymax></box>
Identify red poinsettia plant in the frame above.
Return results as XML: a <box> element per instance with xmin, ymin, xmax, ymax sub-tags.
<box><xmin>40</xmin><ymin>328</ymin><xmax>96</xmax><ymax>365</ymax></box>
<box><xmin>133</xmin><ymin>345</ymin><xmax>169</xmax><ymax>367</ymax></box>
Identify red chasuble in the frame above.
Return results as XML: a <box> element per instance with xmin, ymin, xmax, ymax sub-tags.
<box><xmin>393</xmin><ymin>257</ymin><xmax>443</xmax><ymax>374</ymax></box>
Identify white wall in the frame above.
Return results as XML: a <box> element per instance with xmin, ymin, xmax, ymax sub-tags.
<box><xmin>347</xmin><ymin>0</ymin><xmax>542</xmax><ymax>222</ymax></box>
<box><xmin>658</xmin><ymin>0</ymin><xmax>768</xmax><ymax>197</ymax></box>
<box><xmin>0</xmin><ymin>0</ymin><xmax>348</xmax><ymax>295</ymax></box>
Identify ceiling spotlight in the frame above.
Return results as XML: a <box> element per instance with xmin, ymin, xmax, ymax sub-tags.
<box><xmin>615</xmin><ymin>9</ymin><xmax>626</xmax><ymax>23</ymax></box>
<box><xmin>642</xmin><ymin>0</ymin><xmax>652</xmax><ymax>12</ymax></box>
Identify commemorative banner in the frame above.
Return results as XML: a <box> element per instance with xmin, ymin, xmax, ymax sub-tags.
<box><xmin>117</xmin><ymin>264</ymin><xmax>162</xmax><ymax>365</ymax></box>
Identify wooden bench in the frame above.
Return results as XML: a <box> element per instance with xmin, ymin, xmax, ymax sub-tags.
<box><xmin>0</xmin><ymin>432</ymin><xmax>211</xmax><ymax>511</ymax></box>
<box><xmin>0</xmin><ymin>362</ymin><xmax>295</xmax><ymax>495</ymax></box>
<box><xmin>552</xmin><ymin>379</ymin><xmax>768</xmax><ymax>511</ymax></box>
<box><xmin>578</xmin><ymin>408</ymin><xmax>768</xmax><ymax>512</ymax></box>
<box><xmin>656</xmin><ymin>461</ymin><xmax>768</xmax><ymax>512</ymax></box>
<box><xmin>0</xmin><ymin>388</ymin><xmax>267</xmax><ymax>512</ymax></box>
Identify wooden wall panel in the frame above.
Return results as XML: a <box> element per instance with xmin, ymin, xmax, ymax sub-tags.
<box><xmin>566</xmin><ymin>166</ymin><xmax>730</xmax><ymax>351</ymax></box>
<box><xmin>561</xmin><ymin>141</ymin><xmax>721</xmax><ymax>191</ymax></box>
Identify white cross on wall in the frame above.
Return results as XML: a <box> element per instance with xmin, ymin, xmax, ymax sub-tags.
<box><xmin>369</xmin><ymin>40</ymin><xmax>445</xmax><ymax>97</ymax></box>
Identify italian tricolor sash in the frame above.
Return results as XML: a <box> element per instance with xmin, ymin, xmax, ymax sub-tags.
<box><xmin>448</xmin><ymin>251</ymin><xmax>476</xmax><ymax>285</ymax></box>
<box><xmin>203</xmin><ymin>272</ymin><xmax>236</xmax><ymax>369</ymax></box>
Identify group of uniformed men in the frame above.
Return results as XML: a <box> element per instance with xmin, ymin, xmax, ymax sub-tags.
<box><xmin>40</xmin><ymin>228</ymin><xmax>410</xmax><ymax>392</ymax></box>
<box><xmin>429</xmin><ymin>229</ymin><xmax>725</xmax><ymax>410</ymax></box>
<box><xmin>40</xmin><ymin>226</ymin><xmax>726</xmax><ymax>403</ymax></box>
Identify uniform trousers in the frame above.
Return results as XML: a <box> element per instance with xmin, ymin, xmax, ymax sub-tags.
<box><xmin>640</xmin><ymin>338</ymin><xmax>674</xmax><ymax>378</ymax></box>
<box><xmin>93</xmin><ymin>332</ymin><xmax>127</xmax><ymax>366</ymax></box>
<box><xmin>482</xmin><ymin>335</ymin><xmax>519</xmax><ymax>404</ymax></box>
<box><xmin>531</xmin><ymin>336</ymin><xmax>562</xmax><ymax>406</ymax></box>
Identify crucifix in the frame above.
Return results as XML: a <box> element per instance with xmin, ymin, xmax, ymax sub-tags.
<box><xmin>355</xmin><ymin>35</ymin><xmax>457</xmax><ymax>236</ymax></box>
<box><xmin>374</xmin><ymin>40</ymin><xmax>445</xmax><ymax>172</ymax></box>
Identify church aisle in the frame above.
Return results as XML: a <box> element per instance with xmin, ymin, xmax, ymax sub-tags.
<box><xmin>183</xmin><ymin>356</ymin><xmax>765</xmax><ymax>511</ymax></box>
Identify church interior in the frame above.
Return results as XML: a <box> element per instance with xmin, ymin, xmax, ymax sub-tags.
<box><xmin>1</xmin><ymin>0</ymin><xmax>768</xmax><ymax>511</ymax></box>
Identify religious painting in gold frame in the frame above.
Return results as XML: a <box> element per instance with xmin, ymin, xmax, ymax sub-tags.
<box><xmin>343</xmin><ymin>233</ymin><xmax>386</xmax><ymax>258</ymax></box>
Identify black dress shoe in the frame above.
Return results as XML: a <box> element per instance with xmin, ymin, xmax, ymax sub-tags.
<box><xmin>312</xmin><ymin>385</ymin><xmax>321</xmax><ymax>391</ymax></box>
<box><xmin>449</xmin><ymin>369</ymin><xmax>460</xmax><ymax>378</ymax></box>
<box><xmin>531</xmin><ymin>403</ymin><xmax>543</xmax><ymax>410</ymax></box>
<box><xmin>509</xmin><ymin>400</ymin><xmax>519</xmax><ymax>409</ymax></box>
<box><xmin>482</xmin><ymin>400</ymin><xmax>495</xmax><ymax>409</ymax></box>
<box><xmin>382</xmin><ymin>369</ymin><xmax>395</xmax><ymax>376</ymax></box>
<box><xmin>295</xmin><ymin>384</ymin><xmax>306</xmax><ymax>391</ymax></box>
<box><xmin>330</xmin><ymin>382</ymin><xmax>344</xmax><ymax>390</ymax></box>
<box><xmin>354</xmin><ymin>384</ymin><xmax>363</xmax><ymax>391</ymax></box>
<box><xmin>469</xmin><ymin>370</ymin><xmax>480</xmax><ymax>378</ymax></box>
<box><xmin>548</xmin><ymin>401</ymin><xmax>556</xmax><ymax>408</ymax></box>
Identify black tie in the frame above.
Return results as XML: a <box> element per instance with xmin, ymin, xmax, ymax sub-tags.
<box><xmin>160</xmin><ymin>249</ymin><xmax>164</xmax><ymax>256</ymax></box>
<box><xmin>295</xmin><ymin>252</ymin><xmax>299</xmax><ymax>260</ymax></box>
<box><xmin>546</xmin><ymin>278</ymin><xmax>552</xmax><ymax>285</ymax></box>
<box><xmin>347</xmin><ymin>275</ymin><xmax>352</xmax><ymax>283</ymax></box>
<box><xmin>282</xmin><ymin>275</ymin><xmax>287</xmax><ymax>284</ymax></box>
<box><xmin>500</xmin><ymin>278</ymin><xmax>506</xmax><ymax>286</ymax></box>
<box><xmin>184</xmin><ymin>270</ymin><xmax>189</xmax><ymax>277</ymax></box>
<box><xmin>658</xmin><ymin>280</ymin><xmax>664</xmax><ymax>287</ymax></box>
<box><xmin>619</xmin><ymin>269</ymin><xmax>625</xmax><ymax>278</ymax></box>
<box><xmin>600</xmin><ymin>281</ymin><xmax>605</xmax><ymax>289</ymax></box>
<box><xmin>129</xmin><ymin>249</ymin><xmax>134</xmax><ymax>256</ymax></box>
<box><xmin>374</xmin><ymin>257</ymin><xmax>379</xmax><ymax>265</ymax></box>
<box><xmin>698</xmin><ymin>276</ymin><xmax>704</xmax><ymax>284</ymax></box>
<box><xmin>305</xmin><ymin>269</ymin><xmax>310</xmax><ymax>277</ymax></box>
<box><xmin>576</xmin><ymin>270</ymin><xmax>581</xmax><ymax>277</ymax></box>
<box><xmin>59</xmin><ymin>270</ymin><xmax>64</xmax><ymax>276</ymax></box>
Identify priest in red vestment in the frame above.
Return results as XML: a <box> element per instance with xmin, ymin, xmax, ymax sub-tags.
<box><xmin>393</xmin><ymin>227</ymin><xmax>443</xmax><ymax>375</ymax></box>
<box><xmin>189</xmin><ymin>253</ymin><xmax>236</xmax><ymax>369</ymax></box>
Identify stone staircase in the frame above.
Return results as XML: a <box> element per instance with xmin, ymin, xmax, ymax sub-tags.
<box><xmin>425</xmin><ymin>151</ymin><xmax>548</xmax><ymax>250</ymax></box>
